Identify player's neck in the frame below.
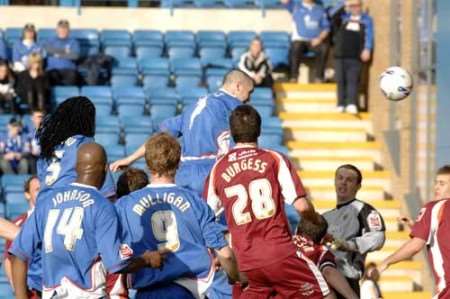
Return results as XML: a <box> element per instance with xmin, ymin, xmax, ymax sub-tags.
<box><xmin>75</xmin><ymin>176</ymin><xmax>102</xmax><ymax>190</ymax></box>
<box><xmin>235</xmin><ymin>142</ymin><xmax>258</xmax><ymax>148</ymax></box>
<box><xmin>150</xmin><ymin>174</ymin><xmax>175</xmax><ymax>185</ymax></box>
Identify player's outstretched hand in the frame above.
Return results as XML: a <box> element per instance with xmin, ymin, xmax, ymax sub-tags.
<box><xmin>377</xmin><ymin>262</ymin><xmax>388</xmax><ymax>274</ymax></box>
<box><xmin>110</xmin><ymin>158</ymin><xmax>131</xmax><ymax>172</ymax></box>
<box><xmin>142</xmin><ymin>250</ymin><xmax>165</xmax><ymax>268</ymax></box>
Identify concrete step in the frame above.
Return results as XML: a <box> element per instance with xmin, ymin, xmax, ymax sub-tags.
<box><xmin>383</xmin><ymin>261</ymin><xmax>425</xmax><ymax>285</ymax></box>
<box><xmin>276</xmin><ymin>98</ymin><xmax>337</xmax><ymax>113</ymax></box>
<box><xmin>281</xmin><ymin>112</ymin><xmax>373</xmax><ymax>132</ymax></box>
<box><xmin>274</xmin><ymin>83</ymin><xmax>337</xmax><ymax>100</ymax></box>
<box><xmin>289</xmin><ymin>148</ymin><xmax>381</xmax><ymax>162</ymax></box>
<box><xmin>295</xmin><ymin>156</ymin><xmax>376</xmax><ymax>171</ymax></box>
<box><xmin>383</xmin><ymin>292</ymin><xmax>432</xmax><ymax>299</ymax></box>
<box><xmin>378</xmin><ymin>276</ymin><xmax>415</xmax><ymax>292</ymax></box>
<box><xmin>312</xmin><ymin>199</ymin><xmax>401</xmax><ymax>211</ymax></box>
<box><xmin>285</xmin><ymin>127</ymin><xmax>369</xmax><ymax>142</ymax></box>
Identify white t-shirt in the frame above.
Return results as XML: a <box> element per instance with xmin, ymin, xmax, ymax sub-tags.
<box><xmin>360</xmin><ymin>280</ymin><xmax>382</xmax><ymax>299</ymax></box>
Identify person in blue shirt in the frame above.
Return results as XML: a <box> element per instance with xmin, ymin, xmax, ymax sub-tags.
<box><xmin>332</xmin><ymin>0</ymin><xmax>373</xmax><ymax>114</ymax></box>
<box><xmin>0</xmin><ymin>118</ymin><xmax>30</xmax><ymax>174</ymax></box>
<box><xmin>36</xmin><ymin>96</ymin><xmax>116</xmax><ymax>198</ymax></box>
<box><xmin>282</xmin><ymin>0</ymin><xmax>330</xmax><ymax>82</ymax></box>
<box><xmin>110</xmin><ymin>69</ymin><xmax>254</xmax><ymax>196</ymax></box>
<box><xmin>12</xmin><ymin>23</ymin><xmax>45</xmax><ymax>73</ymax></box>
<box><xmin>115</xmin><ymin>133</ymin><xmax>240</xmax><ymax>299</ymax></box>
<box><xmin>9</xmin><ymin>143</ymin><xmax>164</xmax><ymax>299</ymax></box>
<box><xmin>44</xmin><ymin>19</ymin><xmax>80</xmax><ymax>86</ymax></box>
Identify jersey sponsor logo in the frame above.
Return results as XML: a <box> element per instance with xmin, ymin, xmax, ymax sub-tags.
<box><xmin>119</xmin><ymin>244</ymin><xmax>133</xmax><ymax>260</ymax></box>
<box><xmin>367</xmin><ymin>211</ymin><xmax>383</xmax><ymax>231</ymax></box>
<box><xmin>415</xmin><ymin>208</ymin><xmax>426</xmax><ymax>223</ymax></box>
<box><xmin>228</xmin><ymin>152</ymin><xmax>237</xmax><ymax>162</ymax></box>
<box><xmin>65</xmin><ymin>137</ymin><xmax>76</xmax><ymax>146</ymax></box>
<box><xmin>299</xmin><ymin>282</ymin><xmax>315</xmax><ymax>296</ymax></box>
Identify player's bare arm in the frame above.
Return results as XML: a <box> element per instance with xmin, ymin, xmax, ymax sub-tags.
<box><xmin>11</xmin><ymin>256</ymin><xmax>29</xmax><ymax>299</ymax></box>
<box><xmin>321</xmin><ymin>266</ymin><xmax>359</xmax><ymax>299</ymax></box>
<box><xmin>293</xmin><ymin>196</ymin><xmax>315</xmax><ymax>215</ymax></box>
<box><xmin>0</xmin><ymin>217</ymin><xmax>20</xmax><ymax>241</ymax></box>
<box><xmin>110</xmin><ymin>143</ymin><xmax>145</xmax><ymax>172</ymax></box>
<box><xmin>215</xmin><ymin>246</ymin><xmax>240</xmax><ymax>283</ymax></box>
<box><xmin>118</xmin><ymin>249</ymin><xmax>166</xmax><ymax>273</ymax></box>
<box><xmin>378</xmin><ymin>237</ymin><xmax>425</xmax><ymax>273</ymax></box>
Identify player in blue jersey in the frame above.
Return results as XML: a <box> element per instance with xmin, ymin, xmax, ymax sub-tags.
<box><xmin>110</xmin><ymin>70</ymin><xmax>254</xmax><ymax>195</ymax></box>
<box><xmin>10</xmin><ymin>143</ymin><xmax>164</xmax><ymax>299</ymax></box>
<box><xmin>115</xmin><ymin>133</ymin><xmax>240</xmax><ymax>299</ymax></box>
<box><xmin>36</xmin><ymin>96</ymin><xmax>116</xmax><ymax>198</ymax></box>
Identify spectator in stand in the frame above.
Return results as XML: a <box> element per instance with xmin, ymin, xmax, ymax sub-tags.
<box><xmin>44</xmin><ymin>19</ymin><xmax>80</xmax><ymax>86</ymax></box>
<box><xmin>281</xmin><ymin>0</ymin><xmax>330</xmax><ymax>83</ymax></box>
<box><xmin>25</xmin><ymin>109</ymin><xmax>44</xmax><ymax>174</ymax></box>
<box><xmin>16</xmin><ymin>53</ymin><xmax>50</xmax><ymax>112</ymax></box>
<box><xmin>0</xmin><ymin>39</ymin><xmax>7</xmax><ymax>60</ymax></box>
<box><xmin>116</xmin><ymin>168</ymin><xmax>149</xmax><ymax>199</ymax></box>
<box><xmin>0</xmin><ymin>60</ymin><xmax>17</xmax><ymax>113</ymax></box>
<box><xmin>333</xmin><ymin>0</ymin><xmax>373</xmax><ymax>114</ymax></box>
<box><xmin>238</xmin><ymin>38</ymin><xmax>274</xmax><ymax>88</ymax></box>
<box><xmin>12</xmin><ymin>23</ymin><xmax>45</xmax><ymax>73</ymax></box>
<box><xmin>3</xmin><ymin>176</ymin><xmax>41</xmax><ymax>297</ymax></box>
<box><xmin>0</xmin><ymin>118</ymin><xmax>30</xmax><ymax>174</ymax></box>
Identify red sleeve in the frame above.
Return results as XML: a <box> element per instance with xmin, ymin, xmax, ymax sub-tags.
<box><xmin>273</xmin><ymin>152</ymin><xmax>306</xmax><ymax>204</ymax></box>
<box><xmin>3</xmin><ymin>213</ymin><xmax>28</xmax><ymax>259</ymax></box>
<box><xmin>106</xmin><ymin>273</ymin><xmax>128</xmax><ymax>298</ymax></box>
<box><xmin>318</xmin><ymin>248</ymin><xmax>336</xmax><ymax>271</ymax></box>
<box><xmin>410</xmin><ymin>203</ymin><xmax>433</xmax><ymax>242</ymax></box>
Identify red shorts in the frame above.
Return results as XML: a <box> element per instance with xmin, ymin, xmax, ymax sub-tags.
<box><xmin>238</xmin><ymin>252</ymin><xmax>330</xmax><ymax>299</ymax></box>
<box><xmin>438</xmin><ymin>286</ymin><xmax>450</xmax><ymax>298</ymax></box>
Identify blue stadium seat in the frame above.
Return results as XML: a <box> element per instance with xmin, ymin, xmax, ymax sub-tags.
<box><xmin>72</xmin><ymin>29</ymin><xmax>100</xmax><ymax>57</ymax></box>
<box><xmin>5</xmin><ymin>27</ymin><xmax>21</xmax><ymax>43</ymax></box>
<box><xmin>142</xmin><ymin>74</ymin><xmax>170</xmax><ymax>89</ymax></box>
<box><xmin>96</xmin><ymin>116</ymin><xmax>120</xmax><ymax>133</ymax></box>
<box><xmin>259</xmin><ymin>133</ymin><xmax>283</xmax><ymax>148</ymax></box>
<box><xmin>170</xmin><ymin>58</ymin><xmax>202</xmax><ymax>76</ymax></box>
<box><xmin>160</xmin><ymin>0</ymin><xmax>191</xmax><ymax>8</ymax></box>
<box><xmin>228</xmin><ymin>31</ymin><xmax>256</xmax><ymax>47</ymax></box>
<box><xmin>105</xmin><ymin>145</ymin><xmax>126</xmax><ymax>161</ymax></box>
<box><xmin>53</xmin><ymin>86</ymin><xmax>80</xmax><ymax>98</ymax></box>
<box><xmin>150</xmin><ymin>99</ymin><xmax>178</xmax><ymax>123</ymax></box>
<box><xmin>126</xmin><ymin>133</ymin><xmax>150</xmax><ymax>149</ymax></box>
<box><xmin>175</xmin><ymin>75</ymin><xmax>202</xmax><ymax>89</ymax></box>
<box><xmin>110</xmin><ymin>74</ymin><xmax>138</xmax><ymax>87</ymax></box>
<box><xmin>95</xmin><ymin>132</ymin><xmax>119</xmax><ymax>147</ymax></box>
<box><xmin>260</xmin><ymin>31</ymin><xmax>290</xmax><ymax>46</ymax></box>
<box><xmin>253</xmin><ymin>103</ymin><xmax>274</xmax><ymax>117</ymax></box>
<box><xmin>168</xmin><ymin>46</ymin><xmax>195</xmax><ymax>59</ymax></box>
<box><xmin>121</xmin><ymin>116</ymin><xmax>153</xmax><ymax>134</ymax></box>
<box><xmin>6</xmin><ymin>201</ymin><xmax>28</xmax><ymax>219</ymax></box>
<box><xmin>136</xmin><ymin>46</ymin><xmax>163</xmax><ymax>60</ymax></box>
<box><xmin>231</xmin><ymin>46</ymin><xmax>247</xmax><ymax>62</ymax></box>
<box><xmin>104</xmin><ymin>46</ymin><xmax>131</xmax><ymax>59</ymax></box>
<box><xmin>5</xmin><ymin>192</ymin><xmax>25</xmax><ymax>204</ymax></box>
<box><xmin>113</xmin><ymin>86</ymin><xmax>146</xmax><ymax>106</ymax></box>
<box><xmin>202</xmin><ymin>58</ymin><xmax>234</xmax><ymax>70</ymax></box>
<box><xmin>206</xmin><ymin>74</ymin><xmax>225</xmax><ymax>91</ymax></box>
<box><xmin>251</xmin><ymin>87</ymin><xmax>273</xmax><ymax>101</ymax></box>
<box><xmin>81</xmin><ymin>86</ymin><xmax>112</xmax><ymax>105</ymax></box>
<box><xmin>199</xmin><ymin>47</ymin><xmax>226</xmax><ymax>61</ymax></box>
<box><xmin>133</xmin><ymin>30</ymin><xmax>163</xmax><ymax>44</ymax></box>
<box><xmin>193</xmin><ymin>0</ymin><xmax>223</xmax><ymax>7</ymax></box>
<box><xmin>95</xmin><ymin>103</ymin><xmax>112</xmax><ymax>116</ymax></box>
<box><xmin>101</xmin><ymin>30</ymin><xmax>131</xmax><ymax>47</ymax></box>
<box><xmin>223</xmin><ymin>0</ymin><xmax>251</xmax><ymax>7</ymax></box>
<box><xmin>262</xmin><ymin>116</ymin><xmax>282</xmax><ymax>135</ymax></box>
<box><xmin>0</xmin><ymin>283</ymin><xmax>14</xmax><ymax>299</ymax></box>
<box><xmin>165</xmin><ymin>31</ymin><xmax>195</xmax><ymax>45</ymax></box>
<box><xmin>146</xmin><ymin>88</ymin><xmax>179</xmax><ymax>100</ymax></box>
<box><xmin>254</xmin><ymin>0</ymin><xmax>282</xmax><ymax>8</ymax></box>
<box><xmin>37</xmin><ymin>28</ymin><xmax>55</xmax><ymax>42</ymax></box>
<box><xmin>117</xmin><ymin>105</ymin><xmax>145</xmax><ymax>117</ymax></box>
<box><xmin>197</xmin><ymin>30</ymin><xmax>226</xmax><ymax>47</ymax></box>
<box><xmin>178</xmin><ymin>86</ymin><xmax>207</xmax><ymax>106</ymax></box>
<box><xmin>0</xmin><ymin>114</ymin><xmax>13</xmax><ymax>128</ymax></box>
<box><xmin>112</xmin><ymin>57</ymin><xmax>138</xmax><ymax>75</ymax></box>
<box><xmin>265</xmin><ymin>47</ymin><xmax>289</xmax><ymax>68</ymax></box>
<box><xmin>139</xmin><ymin>58</ymin><xmax>170</xmax><ymax>76</ymax></box>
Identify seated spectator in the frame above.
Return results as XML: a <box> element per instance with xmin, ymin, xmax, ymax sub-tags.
<box><xmin>0</xmin><ymin>38</ymin><xmax>7</xmax><ymax>60</ymax></box>
<box><xmin>294</xmin><ymin>213</ymin><xmax>359</xmax><ymax>299</ymax></box>
<box><xmin>12</xmin><ymin>23</ymin><xmax>45</xmax><ymax>72</ymax></box>
<box><xmin>360</xmin><ymin>262</ymin><xmax>382</xmax><ymax>299</ymax></box>
<box><xmin>0</xmin><ymin>118</ymin><xmax>30</xmax><ymax>174</ymax></box>
<box><xmin>333</xmin><ymin>0</ymin><xmax>373</xmax><ymax>114</ymax></box>
<box><xmin>3</xmin><ymin>176</ymin><xmax>40</xmax><ymax>294</ymax></box>
<box><xmin>281</xmin><ymin>0</ymin><xmax>330</xmax><ymax>82</ymax></box>
<box><xmin>25</xmin><ymin>109</ymin><xmax>44</xmax><ymax>175</ymax></box>
<box><xmin>238</xmin><ymin>38</ymin><xmax>274</xmax><ymax>88</ymax></box>
<box><xmin>0</xmin><ymin>60</ymin><xmax>17</xmax><ymax>113</ymax></box>
<box><xmin>116</xmin><ymin>167</ymin><xmax>149</xmax><ymax>199</ymax></box>
<box><xmin>16</xmin><ymin>53</ymin><xmax>50</xmax><ymax>112</ymax></box>
<box><xmin>44</xmin><ymin>19</ymin><xmax>80</xmax><ymax>86</ymax></box>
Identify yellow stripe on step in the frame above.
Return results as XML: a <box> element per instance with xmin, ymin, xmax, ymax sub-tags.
<box><xmin>274</xmin><ymin>82</ymin><xmax>337</xmax><ymax>92</ymax></box>
<box><xmin>288</xmin><ymin>141</ymin><xmax>381</xmax><ymax>149</ymax></box>
<box><xmin>298</xmin><ymin>170</ymin><xmax>389</xmax><ymax>179</ymax></box>
<box><xmin>279</xmin><ymin>112</ymin><xmax>371</xmax><ymax>120</ymax></box>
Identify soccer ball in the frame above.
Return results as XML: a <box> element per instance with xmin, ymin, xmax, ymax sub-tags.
<box><xmin>379</xmin><ymin>66</ymin><xmax>413</xmax><ymax>101</ymax></box>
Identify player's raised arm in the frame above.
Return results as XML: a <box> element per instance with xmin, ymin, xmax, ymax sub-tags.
<box><xmin>110</xmin><ymin>143</ymin><xmax>146</xmax><ymax>172</ymax></box>
<box><xmin>0</xmin><ymin>217</ymin><xmax>20</xmax><ymax>241</ymax></box>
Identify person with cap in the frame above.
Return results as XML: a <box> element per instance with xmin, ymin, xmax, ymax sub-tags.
<box><xmin>332</xmin><ymin>0</ymin><xmax>373</xmax><ymax>114</ymax></box>
<box><xmin>0</xmin><ymin>118</ymin><xmax>30</xmax><ymax>174</ymax></box>
<box><xmin>12</xmin><ymin>23</ymin><xmax>45</xmax><ymax>72</ymax></box>
<box><xmin>44</xmin><ymin>19</ymin><xmax>80</xmax><ymax>86</ymax></box>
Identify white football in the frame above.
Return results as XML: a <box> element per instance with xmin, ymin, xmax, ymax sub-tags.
<box><xmin>379</xmin><ymin>66</ymin><xmax>413</xmax><ymax>101</ymax></box>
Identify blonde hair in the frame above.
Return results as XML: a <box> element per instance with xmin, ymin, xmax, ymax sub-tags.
<box><xmin>28</xmin><ymin>53</ymin><xmax>44</xmax><ymax>75</ymax></box>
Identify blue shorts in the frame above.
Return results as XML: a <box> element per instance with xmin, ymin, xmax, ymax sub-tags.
<box><xmin>135</xmin><ymin>283</ymin><xmax>194</xmax><ymax>299</ymax></box>
<box><xmin>175</xmin><ymin>159</ymin><xmax>216</xmax><ymax>196</ymax></box>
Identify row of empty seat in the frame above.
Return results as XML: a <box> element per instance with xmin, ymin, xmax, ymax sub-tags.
<box><xmin>159</xmin><ymin>0</ymin><xmax>282</xmax><ymax>8</ymax></box>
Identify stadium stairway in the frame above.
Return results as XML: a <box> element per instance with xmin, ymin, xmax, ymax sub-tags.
<box><xmin>274</xmin><ymin>83</ymin><xmax>431</xmax><ymax>298</ymax></box>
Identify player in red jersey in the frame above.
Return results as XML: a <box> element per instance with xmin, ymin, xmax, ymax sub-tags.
<box><xmin>379</xmin><ymin>165</ymin><xmax>450</xmax><ymax>298</ymax></box>
<box><xmin>294</xmin><ymin>213</ymin><xmax>359</xmax><ymax>299</ymax></box>
<box><xmin>204</xmin><ymin>105</ymin><xmax>331</xmax><ymax>299</ymax></box>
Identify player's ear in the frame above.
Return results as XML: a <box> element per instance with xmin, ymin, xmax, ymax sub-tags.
<box><xmin>24</xmin><ymin>192</ymin><xmax>31</xmax><ymax>201</ymax></box>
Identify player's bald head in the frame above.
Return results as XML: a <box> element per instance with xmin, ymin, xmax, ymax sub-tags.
<box><xmin>76</xmin><ymin>143</ymin><xmax>107</xmax><ymax>188</ymax></box>
<box><xmin>222</xmin><ymin>69</ymin><xmax>254</xmax><ymax>103</ymax></box>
